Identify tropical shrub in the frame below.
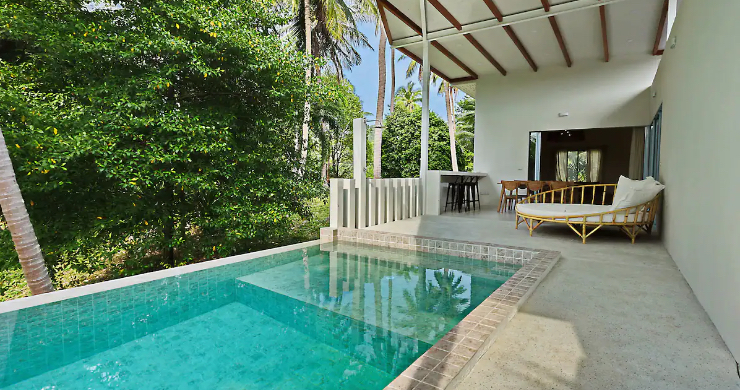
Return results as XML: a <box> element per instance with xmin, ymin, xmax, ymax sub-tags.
<box><xmin>381</xmin><ymin>105</ymin><xmax>467</xmax><ymax>178</ymax></box>
<box><xmin>0</xmin><ymin>0</ymin><xmax>325</xmax><ymax>294</ymax></box>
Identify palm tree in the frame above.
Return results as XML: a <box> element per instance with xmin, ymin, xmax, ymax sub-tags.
<box><xmin>440</xmin><ymin>81</ymin><xmax>460</xmax><ymax>171</ymax></box>
<box><xmin>399</xmin><ymin>56</ymin><xmax>460</xmax><ymax>170</ymax></box>
<box><xmin>389</xmin><ymin>48</ymin><xmax>396</xmax><ymax>113</ymax></box>
<box><xmin>373</xmin><ymin>28</ymin><xmax>387</xmax><ymax>179</ymax></box>
<box><xmin>455</xmin><ymin>96</ymin><xmax>475</xmax><ymax>157</ymax></box>
<box><xmin>395</xmin><ymin>82</ymin><xmax>422</xmax><ymax>110</ymax></box>
<box><xmin>0</xmin><ymin>130</ymin><xmax>53</xmax><ymax>294</ymax></box>
<box><xmin>285</xmin><ymin>0</ymin><xmax>375</xmax><ymax>167</ymax></box>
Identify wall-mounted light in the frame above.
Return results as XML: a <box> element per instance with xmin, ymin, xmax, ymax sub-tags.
<box><xmin>558</xmin><ymin>112</ymin><xmax>569</xmax><ymax>117</ymax></box>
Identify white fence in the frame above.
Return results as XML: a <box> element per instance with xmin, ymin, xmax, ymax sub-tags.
<box><xmin>329</xmin><ymin>178</ymin><xmax>422</xmax><ymax>229</ymax></box>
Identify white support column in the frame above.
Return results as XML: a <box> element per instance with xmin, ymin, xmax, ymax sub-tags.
<box><xmin>353</xmin><ymin>118</ymin><xmax>367</xmax><ymax>228</ymax></box>
<box><xmin>419</xmin><ymin>0</ymin><xmax>430</xmax><ymax>216</ymax></box>
<box><xmin>329</xmin><ymin>178</ymin><xmax>344</xmax><ymax>228</ymax></box>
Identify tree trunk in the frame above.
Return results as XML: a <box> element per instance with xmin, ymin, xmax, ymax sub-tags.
<box><xmin>390</xmin><ymin>48</ymin><xmax>396</xmax><ymax>113</ymax></box>
<box><xmin>445</xmin><ymin>83</ymin><xmax>459</xmax><ymax>171</ymax></box>
<box><xmin>0</xmin><ymin>129</ymin><xmax>53</xmax><ymax>294</ymax></box>
<box><xmin>373</xmin><ymin>29</ymin><xmax>387</xmax><ymax>179</ymax></box>
<box><xmin>299</xmin><ymin>0</ymin><xmax>312</xmax><ymax>167</ymax></box>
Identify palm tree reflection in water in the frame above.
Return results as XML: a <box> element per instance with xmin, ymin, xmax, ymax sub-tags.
<box><xmin>401</xmin><ymin>268</ymin><xmax>470</xmax><ymax>342</ymax></box>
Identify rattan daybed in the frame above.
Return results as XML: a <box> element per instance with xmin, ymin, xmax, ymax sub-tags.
<box><xmin>515</xmin><ymin>177</ymin><xmax>664</xmax><ymax>244</ymax></box>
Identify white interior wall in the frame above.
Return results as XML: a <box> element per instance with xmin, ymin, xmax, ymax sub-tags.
<box><xmin>650</xmin><ymin>0</ymin><xmax>740</xmax><ymax>361</ymax></box>
<box><xmin>473</xmin><ymin>57</ymin><xmax>660</xmax><ymax>205</ymax></box>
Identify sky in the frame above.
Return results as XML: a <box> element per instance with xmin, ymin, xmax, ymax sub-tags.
<box><xmin>345</xmin><ymin>22</ymin><xmax>455</xmax><ymax>122</ymax></box>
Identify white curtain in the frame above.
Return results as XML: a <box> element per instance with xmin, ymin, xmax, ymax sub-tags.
<box><xmin>556</xmin><ymin>151</ymin><xmax>568</xmax><ymax>181</ymax></box>
<box><xmin>587</xmin><ymin>149</ymin><xmax>601</xmax><ymax>182</ymax></box>
<box><xmin>629</xmin><ymin>127</ymin><xmax>646</xmax><ymax>179</ymax></box>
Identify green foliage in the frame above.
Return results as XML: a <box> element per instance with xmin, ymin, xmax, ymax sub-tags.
<box><xmin>310</xmin><ymin>75</ymin><xmax>364</xmax><ymax>179</ymax></box>
<box><xmin>0</xmin><ymin>0</ymin><xmax>326</xmax><ymax>287</ymax></box>
<box><xmin>381</xmin><ymin>105</ymin><xmax>466</xmax><ymax>178</ymax></box>
<box><xmin>456</xmin><ymin>96</ymin><xmax>475</xmax><ymax>171</ymax></box>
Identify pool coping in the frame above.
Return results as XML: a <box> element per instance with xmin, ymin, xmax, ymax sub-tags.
<box><xmin>0</xmin><ymin>240</ymin><xmax>321</xmax><ymax>315</ymax></box>
<box><xmin>320</xmin><ymin>227</ymin><xmax>561</xmax><ymax>390</ymax></box>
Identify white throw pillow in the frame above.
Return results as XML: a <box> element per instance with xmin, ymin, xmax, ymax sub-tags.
<box><xmin>610</xmin><ymin>176</ymin><xmax>665</xmax><ymax>211</ymax></box>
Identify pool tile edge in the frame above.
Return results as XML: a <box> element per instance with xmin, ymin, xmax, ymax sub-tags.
<box><xmin>320</xmin><ymin>227</ymin><xmax>561</xmax><ymax>390</ymax></box>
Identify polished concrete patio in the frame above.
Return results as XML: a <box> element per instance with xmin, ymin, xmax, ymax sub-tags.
<box><xmin>367</xmin><ymin>208</ymin><xmax>739</xmax><ymax>389</ymax></box>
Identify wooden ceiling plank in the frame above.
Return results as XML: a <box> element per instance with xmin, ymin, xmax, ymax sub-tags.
<box><xmin>548</xmin><ymin>16</ymin><xmax>572</xmax><ymax>67</ymax></box>
<box><xmin>428</xmin><ymin>0</ymin><xmax>462</xmax><ymax>30</ymax></box>
<box><xmin>600</xmin><ymin>5</ymin><xmax>609</xmax><ymax>62</ymax></box>
<box><xmin>464</xmin><ymin>34</ymin><xmax>507</xmax><ymax>76</ymax></box>
<box><xmin>377</xmin><ymin>0</ymin><xmax>422</xmax><ymax>36</ymax></box>
<box><xmin>431</xmin><ymin>41</ymin><xmax>478</xmax><ymax>78</ymax></box>
<box><xmin>653</xmin><ymin>0</ymin><xmax>669</xmax><ymax>55</ymax></box>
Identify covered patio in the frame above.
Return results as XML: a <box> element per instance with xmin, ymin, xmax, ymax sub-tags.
<box><xmin>366</xmin><ymin>208</ymin><xmax>738</xmax><ymax>389</ymax></box>
<box><xmin>328</xmin><ymin>0</ymin><xmax>739</xmax><ymax>388</ymax></box>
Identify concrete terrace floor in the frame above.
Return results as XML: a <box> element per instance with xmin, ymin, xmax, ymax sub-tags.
<box><xmin>366</xmin><ymin>207</ymin><xmax>740</xmax><ymax>390</ymax></box>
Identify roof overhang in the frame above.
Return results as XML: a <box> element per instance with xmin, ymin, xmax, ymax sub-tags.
<box><xmin>378</xmin><ymin>0</ymin><xmax>670</xmax><ymax>91</ymax></box>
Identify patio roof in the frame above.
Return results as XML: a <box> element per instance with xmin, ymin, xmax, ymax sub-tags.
<box><xmin>378</xmin><ymin>0</ymin><xmax>669</xmax><ymax>95</ymax></box>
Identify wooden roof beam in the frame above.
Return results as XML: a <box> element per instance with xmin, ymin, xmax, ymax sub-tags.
<box><xmin>483</xmin><ymin>0</ymin><xmax>538</xmax><ymax>72</ymax></box>
<box><xmin>377</xmin><ymin>0</ymin><xmax>422</xmax><ymax>35</ymax></box>
<box><xmin>464</xmin><ymin>34</ymin><xmax>507</xmax><ymax>76</ymax></box>
<box><xmin>431</xmin><ymin>41</ymin><xmax>478</xmax><ymax>79</ymax></box>
<box><xmin>600</xmin><ymin>5</ymin><xmax>610</xmax><ymax>62</ymax></box>
<box><xmin>541</xmin><ymin>0</ymin><xmax>572</xmax><ymax>67</ymax></box>
<box><xmin>428</xmin><ymin>0</ymin><xmax>462</xmax><ymax>30</ymax></box>
<box><xmin>377</xmin><ymin>2</ymin><xmax>394</xmax><ymax>44</ymax></box>
<box><xmin>653</xmin><ymin>0</ymin><xmax>668</xmax><ymax>55</ymax></box>
<box><xmin>397</xmin><ymin>47</ymin><xmax>453</xmax><ymax>83</ymax></box>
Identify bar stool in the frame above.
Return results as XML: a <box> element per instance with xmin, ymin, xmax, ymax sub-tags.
<box><xmin>463</xmin><ymin>176</ymin><xmax>481</xmax><ymax>211</ymax></box>
<box><xmin>444</xmin><ymin>177</ymin><xmax>464</xmax><ymax>212</ymax></box>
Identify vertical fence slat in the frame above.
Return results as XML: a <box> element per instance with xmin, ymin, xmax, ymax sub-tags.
<box><xmin>347</xmin><ymin>179</ymin><xmax>356</xmax><ymax>229</ymax></box>
<box><xmin>329</xmin><ymin>179</ymin><xmax>343</xmax><ymax>228</ymax></box>
<box><xmin>368</xmin><ymin>179</ymin><xmax>377</xmax><ymax>226</ymax></box>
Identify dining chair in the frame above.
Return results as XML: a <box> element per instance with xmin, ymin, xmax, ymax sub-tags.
<box><xmin>499</xmin><ymin>181</ymin><xmax>521</xmax><ymax>212</ymax></box>
<box><xmin>526</xmin><ymin>181</ymin><xmax>545</xmax><ymax>198</ymax></box>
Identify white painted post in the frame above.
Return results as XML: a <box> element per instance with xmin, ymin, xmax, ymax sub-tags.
<box><xmin>329</xmin><ymin>178</ymin><xmax>344</xmax><ymax>228</ymax></box>
<box><xmin>395</xmin><ymin>178</ymin><xmax>403</xmax><ymax>220</ymax></box>
<box><xmin>347</xmin><ymin>179</ymin><xmax>356</xmax><ymax>229</ymax></box>
<box><xmin>402</xmin><ymin>179</ymin><xmax>410</xmax><ymax>220</ymax></box>
<box><xmin>408</xmin><ymin>178</ymin><xmax>416</xmax><ymax>218</ymax></box>
<box><xmin>368</xmin><ymin>179</ymin><xmax>378</xmax><ymax>226</ymax></box>
<box><xmin>419</xmin><ymin>0</ymin><xmax>430</xmax><ymax>217</ymax></box>
<box><xmin>386</xmin><ymin>179</ymin><xmax>395</xmax><ymax>222</ymax></box>
<box><xmin>353</xmin><ymin>119</ymin><xmax>367</xmax><ymax>228</ymax></box>
<box><xmin>377</xmin><ymin>179</ymin><xmax>386</xmax><ymax>224</ymax></box>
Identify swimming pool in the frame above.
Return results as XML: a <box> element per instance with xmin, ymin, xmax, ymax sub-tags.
<box><xmin>0</xmin><ymin>241</ymin><xmax>521</xmax><ymax>389</ymax></box>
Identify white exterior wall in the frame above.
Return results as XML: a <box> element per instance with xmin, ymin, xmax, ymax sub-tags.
<box><xmin>650</xmin><ymin>0</ymin><xmax>740</xmax><ymax>361</ymax></box>
<box><xmin>473</xmin><ymin>57</ymin><xmax>660</xmax><ymax>205</ymax></box>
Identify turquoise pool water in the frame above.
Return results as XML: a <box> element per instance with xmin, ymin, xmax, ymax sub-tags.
<box><xmin>0</xmin><ymin>243</ymin><xmax>519</xmax><ymax>389</ymax></box>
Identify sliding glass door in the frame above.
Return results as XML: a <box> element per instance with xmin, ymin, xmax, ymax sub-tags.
<box><xmin>644</xmin><ymin>106</ymin><xmax>662</xmax><ymax>179</ymax></box>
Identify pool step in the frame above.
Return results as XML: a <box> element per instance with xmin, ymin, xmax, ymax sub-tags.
<box><xmin>235</xmin><ymin>279</ymin><xmax>429</xmax><ymax>377</ymax></box>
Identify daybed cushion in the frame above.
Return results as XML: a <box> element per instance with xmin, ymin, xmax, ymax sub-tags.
<box><xmin>610</xmin><ymin>176</ymin><xmax>665</xmax><ymax>211</ymax></box>
<box><xmin>516</xmin><ymin>203</ymin><xmax>647</xmax><ymax>223</ymax></box>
